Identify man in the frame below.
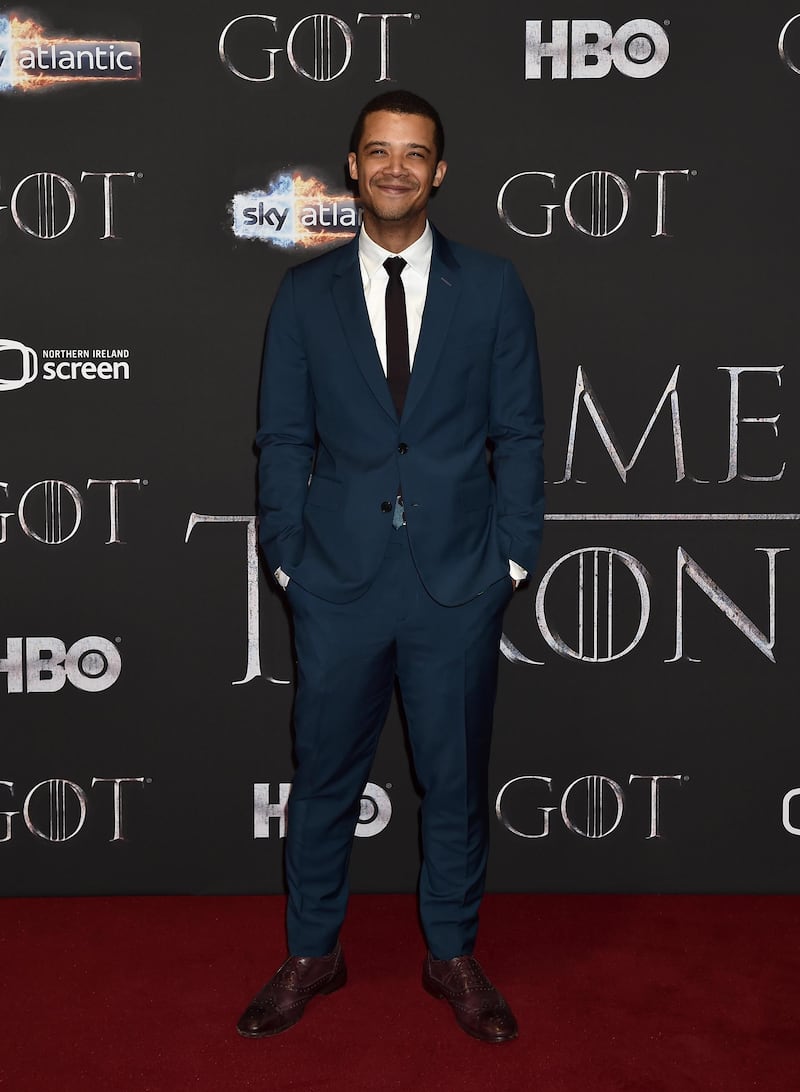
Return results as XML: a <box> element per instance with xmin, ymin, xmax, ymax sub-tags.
<box><xmin>238</xmin><ymin>91</ymin><xmax>544</xmax><ymax>1044</ymax></box>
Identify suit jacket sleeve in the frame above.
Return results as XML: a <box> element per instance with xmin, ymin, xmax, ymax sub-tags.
<box><xmin>488</xmin><ymin>260</ymin><xmax>545</xmax><ymax>575</ymax></box>
<box><xmin>255</xmin><ymin>268</ymin><xmax>315</xmax><ymax>575</ymax></box>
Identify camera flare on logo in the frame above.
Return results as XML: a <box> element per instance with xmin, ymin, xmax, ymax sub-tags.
<box><xmin>230</xmin><ymin>172</ymin><xmax>361</xmax><ymax>250</ymax></box>
<box><xmin>0</xmin><ymin>13</ymin><xmax>141</xmax><ymax>91</ymax></box>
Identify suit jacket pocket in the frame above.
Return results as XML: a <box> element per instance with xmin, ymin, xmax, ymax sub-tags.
<box><xmin>305</xmin><ymin>475</ymin><xmax>343</xmax><ymax>511</ymax></box>
<box><xmin>457</xmin><ymin>474</ymin><xmax>492</xmax><ymax>512</ymax></box>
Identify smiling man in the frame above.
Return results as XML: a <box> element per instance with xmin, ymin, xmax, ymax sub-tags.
<box><xmin>238</xmin><ymin>91</ymin><xmax>545</xmax><ymax>1044</ymax></box>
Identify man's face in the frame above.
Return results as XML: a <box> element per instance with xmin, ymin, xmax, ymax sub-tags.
<box><xmin>348</xmin><ymin>110</ymin><xmax>447</xmax><ymax>226</ymax></box>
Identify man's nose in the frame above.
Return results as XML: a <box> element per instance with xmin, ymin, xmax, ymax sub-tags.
<box><xmin>384</xmin><ymin>154</ymin><xmax>406</xmax><ymax>174</ymax></box>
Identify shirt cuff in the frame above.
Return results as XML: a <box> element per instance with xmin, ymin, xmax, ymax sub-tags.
<box><xmin>508</xmin><ymin>559</ymin><xmax>527</xmax><ymax>583</ymax></box>
<box><xmin>274</xmin><ymin>566</ymin><xmax>290</xmax><ymax>589</ymax></box>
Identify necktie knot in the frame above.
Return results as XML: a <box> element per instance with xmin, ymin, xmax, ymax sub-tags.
<box><xmin>384</xmin><ymin>256</ymin><xmax>406</xmax><ymax>281</ymax></box>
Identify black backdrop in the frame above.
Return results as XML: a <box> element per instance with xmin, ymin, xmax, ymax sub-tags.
<box><xmin>3</xmin><ymin>2</ymin><xmax>800</xmax><ymax>896</ymax></box>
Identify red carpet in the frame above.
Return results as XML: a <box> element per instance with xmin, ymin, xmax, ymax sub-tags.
<box><xmin>2</xmin><ymin>894</ymin><xmax>797</xmax><ymax>1091</ymax></box>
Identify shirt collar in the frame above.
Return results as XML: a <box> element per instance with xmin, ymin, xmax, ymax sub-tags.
<box><xmin>358</xmin><ymin>221</ymin><xmax>433</xmax><ymax>280</ymax></box>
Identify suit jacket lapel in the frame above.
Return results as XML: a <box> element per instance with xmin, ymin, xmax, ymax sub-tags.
<box><xmin>331</xmin><ymin>237</ymin><xmax>398</xmax><ymax>423</ymax></box>
<box><xmin>402</xmin><ymin>227</ymin><xmax>461</xmax><ymax>424</ymax></box>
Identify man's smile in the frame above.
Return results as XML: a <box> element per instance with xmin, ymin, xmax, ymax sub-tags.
<box><xmin>374</xmin><ymin>181</ymin><xmax>416</xmax><ymax>194</ymax></box>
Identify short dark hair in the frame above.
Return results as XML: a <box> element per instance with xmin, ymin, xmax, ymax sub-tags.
<box><xmin>349</xmin><ymin>90</ymin><xmax>445</xmax><ymax>163</ymax></box>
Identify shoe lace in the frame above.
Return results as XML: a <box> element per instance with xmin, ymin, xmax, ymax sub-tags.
<box><xmin>273</xmin><ymin>950</ymin><xmax>337</xmax><ymax>990</ymax></box>
<box><xmin>442</xmin><ymin>956</ymin><xmax>493</xmax><ymax>993</ymax></box>
<box><xmin>274</xmin><ymin>957</ymin><xmax>309</xmax><ymax>989</ymax></box>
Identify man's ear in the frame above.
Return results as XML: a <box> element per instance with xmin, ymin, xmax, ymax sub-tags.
<box><xmin>347</xmin><ymin>152</ymin><xmax>358</xmax><ymax>182</ymax></box>
<box><xmin>432</xmin><ymin>159</ymin><xmax>448</xmax><ymax>189</ymax></box>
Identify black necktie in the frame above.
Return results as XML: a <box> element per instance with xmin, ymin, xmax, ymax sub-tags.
<box><xmin>384</xmin><ymin>256</ymin><xmax>410</xmax><ymax>416</ymax></box>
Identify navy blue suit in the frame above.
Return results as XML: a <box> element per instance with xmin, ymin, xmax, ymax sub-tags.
<box><xmin>256</xmin><ymin>226</ymin><xmax>544</xmax><ymax>958</ymax></box>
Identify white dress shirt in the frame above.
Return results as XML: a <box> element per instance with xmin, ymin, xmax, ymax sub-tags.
<box><xmin>274</xmin><ymin>222</ymin><xmax>526</xmax><ymax>587</ymax></box>
<box><xmin>358</xmin><ymin>221</ymin><xmax>432</xmax><ymax>373</ymax></box>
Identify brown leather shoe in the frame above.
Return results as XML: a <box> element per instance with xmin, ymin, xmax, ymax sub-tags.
<box><xmin>423</xmin><ymin>952</ymin><xmax>518</xmax><ymax>1043</ymax></box>
<box><xmin>236</xmin><ymin>943</ymin><xmax>346</xmax><ymax>1037</ymax></box>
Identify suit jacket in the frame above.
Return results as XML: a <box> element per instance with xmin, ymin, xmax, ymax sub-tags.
<box><xmin>256</xmin><ymin>225</ymin><xmax>545</xmax><ymax>606</ymax></box>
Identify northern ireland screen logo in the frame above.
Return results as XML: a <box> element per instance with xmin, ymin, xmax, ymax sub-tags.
<box><xmin>230</xmin><ymin>171</ymin><xmax>361</xmax><ymax>249</ymax></box>
<box><xmin>0</xmin><ymin>339</ymin><xmax>132</xmax><ymax>392</ymax></box>
<box><xmin>0</xmin><ymin>339</ymin><xmax>36</xmax><ymax>391</ymax></box>
<box><xmin>0</xmin><ymin>12</ymin><xmax>141</xmax><ymax>91</ymax></box>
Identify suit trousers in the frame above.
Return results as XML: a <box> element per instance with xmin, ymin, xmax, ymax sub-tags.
<box><xmin>284</xmin><ymin>525</ymin><xmax>513</xmax><ymax>960</ymax></box>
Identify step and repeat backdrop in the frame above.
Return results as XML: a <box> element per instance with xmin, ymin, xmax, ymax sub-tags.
<box><xmin>2</xmin><ymin>2</ymin><xmax>800</xmax><ymax>896</ymax></box>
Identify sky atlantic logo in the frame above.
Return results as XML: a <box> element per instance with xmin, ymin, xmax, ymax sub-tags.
<box><xmin>230</xmin><ymin>171</ymin><xmax>361</xmax><ymax>249</ymax></box>
<box><xmin>0</xmin><ymin>339</ymin><xmax>132</xmax><ymax>392</ymax></box>
<box><xmin>0</xmin><ymin>12</ymin><xmax>141</xmax><ymax>91</ymax></box>
<box><xmin>525</xmin><ymin>19</ymin><xmax>669</xmax><ymax>79</ymax></box>
<box><xmin>0</xmin><ymin>636</ymin><xmax>122</xmax><ymax>693</ymax></box>
<box><xmin>219</xmin><ymin>13</ymin><xmax>415</xmax><ymax>83</ymax></box>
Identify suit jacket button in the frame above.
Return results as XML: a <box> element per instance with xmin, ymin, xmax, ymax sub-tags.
<box><xmin>397</xmin><ymin>443</ymin><xmax>408</xmax><ymax>454</ymax></box>
<box><xmin>380</xmin><ymin>500</ymin><xmax>392</xmax><ymax>513</ymax></box>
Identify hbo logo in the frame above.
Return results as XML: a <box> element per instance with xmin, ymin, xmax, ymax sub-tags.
<box><xmin>254</xmin><ymin>781</ymin><xmax>392</xmax><ymax>838</ymax></box>
<box><xmin>0</xmin><ymin>636</ymin><xmax>122</xmax><ymax>693</ymax></box>
<box><xmin>525</xmin><ymin>19</ymin><xmax>669</xmax><ymax>80</ymax></box>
